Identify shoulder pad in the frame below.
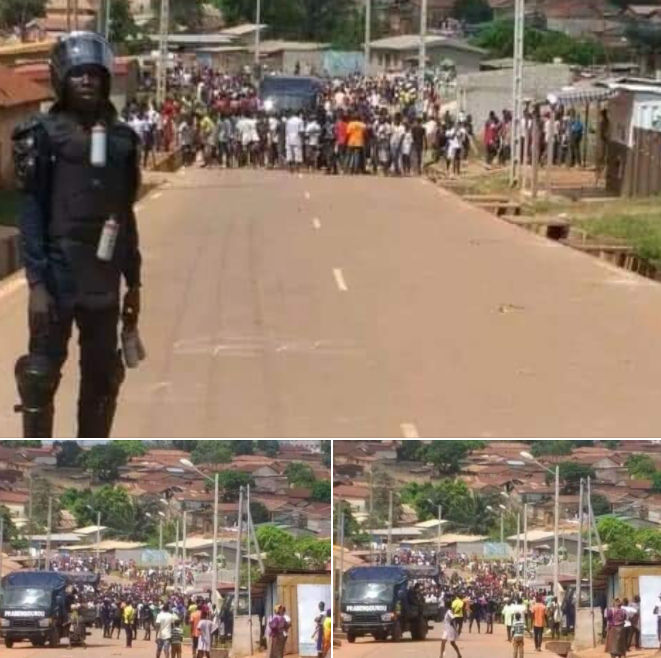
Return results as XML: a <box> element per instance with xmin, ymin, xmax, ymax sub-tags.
<box><xmin>113</xmin><ymin>122</ymin><xmax>140</xmax><ymax>145</ymax></box>
<box><xmin>12</xmin><ymin>115</ymin><xmax>49</xmax><ymax>192</ymax></box>
<box><xmin>11</xmin><ymin>115</ymin><xmax>47</xmax><ymax>142</ymax></box>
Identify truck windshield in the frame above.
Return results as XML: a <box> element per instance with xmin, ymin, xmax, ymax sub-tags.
<box><xmin>343</xmin><ymin>582</ymin><xmax>393</xmax><ymax>604</ymax></box>
<box><xmin>3</xmin><ymin>588</ymin><xmax>51</xmax><ymax>608</ymax></box>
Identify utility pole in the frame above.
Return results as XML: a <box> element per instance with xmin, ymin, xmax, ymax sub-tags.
<box><xmin>248</xmin><ymin>506</ymin><xmax>264</xmax><ymax>575</ymax></box>
<box><xmin>553</xmin><ymin>464</ymin><xmax>560</xmax><ymax>597</ymax></box>
<box><xmin>96</xmin><ymin>510</ymin><xmax>101</xmax><ymax>572</ymax></box>
<box><xmin>159</xmin><ymin>518</ymin><xmax>163</xmax><ymax>552</ymax></box>
<box><xmin>500</xmin><ymin>512</ymin><xmax>504</xmax><ymax>545</ymax></box>
<box><xmin>97</xmin><ymin>0</ymin><xmax>103</xmax><ymax>34</ymax></box>
<box><xmin>182</xmin><ymin>509</ymin><xmax>187</xmax><ymax>590</ymax></box>
<box><xmin>254</xmin><ymin>0</ymin><xmax>261</xmax><ymax>72</ymax></box>
<box><xmin>175</xmin><ymin>517</ymin><xmax>180</xmax><ymax>581</ymax></box>
<box><xmin>515</xmin><ymin>513</ymin><xmax>520</xmax><ymax>585</ymax></box>
<box><xmin>212</xmin><ymin>473</ymin><xmax>219</xmax><ymax>605</ymax></box>
<box><xmin>104</xmin><ymin>0</ymin><xmax>110</xmax><ymax>40</ymax></box>
<box><xmin>510</xmin><ymin>0</ymin><xmax>525</xmax><ymax>185</ymax></box>
<box><xmin>0</xmin><ymin>516</ymin><xmax>4</xmax><ymax>579</ymax></box>
<box><xmin>369</xmin><ymin>470</ymin><xmax>374</xmax><ymax>563</ymax></box>
<box><xmin>576</xmin><ymin>479</ymin><xmax>584</xmax><ymax>615</ymax></box>
<box><xmin>156</xmin><ymin>0</ymin><xmax>169</xmax><ymax>106</ymax></box>
<box><xmin>418</xmin><ymin>0</ymin><xmax>428</xmax><ymax>115</ymax></box>
<box><xmin>364</xmin><ymin>0</ymin><xmax>371</xmax><ymax>77</ymax></box>
<box><xmin>246</xmin><ymin>488</ymin><xmax>253</xmax><ymax>655</ymax></box>
<box><xmin>523</xmin><ymin>503</ymin><xmax>528</xmax><ymax>589</ymax></box>
<box><xmin>67</xmin><ymin>0</ymin><xmax>72</xmax><ymax>31</ymax></box>
<box><xmin>233</xmin><ymin>487</ymin><xmax>244</xmax><ymax>618</ymax></box>
<box><xmin>387</xmin><ymin>490</ymin><xmax>393</xmax><ymax>565</ymax></box>
<box><xmin>587</xmin><ymin>477</ymin><xmax>596</xmax><ymax>648</ymax></box>
<box><xmin>46</xmin><ymin>496</ymin><xmax>52</xmax><ymax>571</ymax></box>
<box><xmin>437</xmin><ymin>505</ymin><xmax>443</xmax><ymax>563</ymax></box>
<box><xmin>338</xmin><ymin>505</ymin><xmax>345</xmax><ymax>629</ymax></box>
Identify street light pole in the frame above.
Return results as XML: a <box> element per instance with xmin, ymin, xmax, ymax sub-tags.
<box><xmin>418</xmin><ymin>0</ymin><xmax>428</xmax><ymax>114</ymax></box>
<box><xmin>233</xmin><ymin>487</ymin><xmax>244</xmax><ymax>619</ymax></box>
<box><xmin>159</xmin><ymin>518</ymin><xmax>163</xmax><ymax>552</ymax></box>
<box><xmin>212</xmin><ymin>472</ymin><xmax>219</xmax><ymax>605</ymax></box>
<box><xmin>387</xmin><ymin>490</ymin><xmax>393</xmax><ymax>565</ymax></box>
<box><xmin>46</xmin><ymin>496</ymin><xmax>52</xmax><ymax>570</ymax></box>
<box><xmin>500</xmin><ymin>511</ymin><xmax>504</xmax><ymax>545</ymax></box>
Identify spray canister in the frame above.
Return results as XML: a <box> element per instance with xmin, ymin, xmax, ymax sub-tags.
<box><xmin>122</xmin><ymin>328</ymin><xmax>141</xmax><ymax>368</ymax></box>
<box><xmin>96</xmin><ymin>216</ymin><xmax>119</xmax><ymax>262</ymax></box>
<box><xmin>90</xmin><ymin>123</ymin><xmax>107</xmax><ymax>167</ymax></box>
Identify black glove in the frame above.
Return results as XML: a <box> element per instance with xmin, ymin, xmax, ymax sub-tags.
<box><xmin>28</xmin><ymin>283</ymin><xmax>56</xmax><ymax>332</ymax></box>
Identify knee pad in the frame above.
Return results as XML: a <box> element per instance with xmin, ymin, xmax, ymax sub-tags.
<box><xmin>15</xmin><ymin>354</ymin><xmax>61</xmax><ymax>410</ymax></box>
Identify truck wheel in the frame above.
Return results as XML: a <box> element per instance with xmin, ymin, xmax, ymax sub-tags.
<box><xmin>391</xmin><ymin>621</ymin><xmax>403</xmax><ymax>642</ymax></box>
<box><xmin>4</xmin><ymin>637</ymin><xmax>13</xmax><ymax>648</ymax></box>
<box><xmin>49</xmin><ymin>628</ymin><xmax>60</xmax><ymax>647</ymax></box>
<box><xmin>32</xmin><ymin>639</ymin><xmax>46</xmax><ymax>647</ymax></box>
<box><xmin>347</xmin><ymin>633</ymin><xmax>356</xmax><ymax>643</ymax></box>
<box><xmin>373</xmin><ymin>631</ymin><xmax>388</xmax><ymax>641</ymax></box>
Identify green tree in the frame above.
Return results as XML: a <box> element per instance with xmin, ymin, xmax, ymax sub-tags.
<box><xmin>229</xmin><ymin>441</ymin><xmax>254</xmax><ymax>455</ymax></box>
<box><xmin>422</xmin><ymin>441</ymin><xmax>483</xmax><ymax>475</ymax></box>
<box><xmin>108</xmin><ymin>0</ymin><xmax>139</xmax><ymax>45</ymax></box>
<box><xmin>590</xmin><ymin>493</ymin><xmax>611</xmax><ymax>517</ymax></box>
<box><xmin>172</xmin><ymin>440</ymin><xmax>199</xmax><ymax>451</ymax></box>
<box><xmin>56</xmin><ymin>441</ymin><xmax>83</xmax><ymax>467</ymax></box>
<box><xmin>31</xmin><ymin>478</ymin><xmax>61</xmax><ymax>530</ymax></box>
<box><xmin>191</xmin><ymin>441</ymin><xmax>233</xmax><ymax>464</ymax></box>
<box><xmin>256</xmin><ymin>525</ymin><xmax>330</xmax><ymax>569</ymax></box>
<box><xmin>250</xmin><ymin>501</ymin><xmax>270</xmax><ymax>524</ymax></box>
<box><xmin>284</xmin><ymin>462</ymin><xmax>316</xmax><ymax>488</ymax></box>
<box><xmin>451</xmin><ymin>0</ymin><xmax>493</xmax><ymax>24</ymax></box>
<box><xmin>259</xmin><ymin>441</ymin><xmax>280</xmax><ymax>457</ymax></box>
<box><xmin>84</xmin><ymin>443</ymin><xmax>130</xmax><ymax>481</ymax></box>
<box><xmin>0</xmin><ymin>0</ymin><xmax>46</xmax><ymax>41</ymax></box>
<box><xmin>550</xmin><ymin>462</ymin><xmax>596</xmax><ymax>493</ymax></box>
<box><xmin>0</xmin><ymin>440</ymin><xmax>41</xmax><ymax>447</ymax></box>
<box><xmin>531</xmin><ymin>441</ymin><xmax>573</xmax><ymax>457</ymax></box>
<box><xmin>625</xmin><ymin>454</ymin><xmax>657</xmax><ymax>479</ymax></box>
<box><xmin>368</xmin><ymin>466</ymin><xmax>401</xmax><ymax>526</ymax></box>
<box><xmin>597</xmin><ymin>517</ymin><xmax>661</xmax><ymax>560</ymax></box>
<box><xmin>151</xmin><ymin>0</ymin><xmax>204</xmax><ymax>30</ymax></box>
<box><xmin>396</xmin><ymin>441</ymin><xmax>425</xmax><ymax>461</ymax></box>
<box><xmin>311</xmin><ymin>480</ymin><xmax>331</xmax><ymax>503</ymax></box>
<box><xmin>113</xmin><ymin>440</ymin><xmax>147</xmax><ymax>457</ymax></box>
<box><xmin>652</xmin><ymin>471</ymin><xmax>661</xmax><ymax>493</ymax></box>
<box><xmin>321</xmin><ymin>440</ymin><xmax>331</xmax><ymax>468</ymax></box>
<box><xmin>216</xmin><ymin>471</ymin><xmax>255</xmax><ymax>501</ymax></box>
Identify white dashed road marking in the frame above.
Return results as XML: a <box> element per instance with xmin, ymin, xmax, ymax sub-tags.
<box><xmin>333</xmin><ymin>268</ymin><xmax>348</xmax><ymax>292</ymax></box>
<box><xmin>400</xmin><ymin>422</ymin><xmax>420</xmax><ymax>438</ymax></box>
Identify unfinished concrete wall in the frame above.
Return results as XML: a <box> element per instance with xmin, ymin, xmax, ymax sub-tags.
<box><xmin>455</xmin><ymin>63</ymin><xmax>573</xmax><ymax>130</ymax></box>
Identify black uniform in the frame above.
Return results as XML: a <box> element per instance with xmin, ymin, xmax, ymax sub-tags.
<box><xmin>12</xmin><ymin>32</ymin><xmax>142</xmax><ymax>438</ymax></box>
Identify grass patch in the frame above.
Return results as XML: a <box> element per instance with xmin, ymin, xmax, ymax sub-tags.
<box><xmin>577</xmin><ymin>208</ymin><xmax>661</xmax><ymax>261</ymax></box>
<box><xmin>0</xmin><ymin>189</ymin><xmax>20</xmax><ymax>227</ymax></box>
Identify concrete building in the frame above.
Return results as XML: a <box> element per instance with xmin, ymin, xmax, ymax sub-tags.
<box><xmin>456</xmin><ymin>62</ymin><xmax>572</xmax><ymax>130</ymax></box>
<box><xmin>368</xmin><ymin>34</ymin><xmax>486</xmax><ymax>74</ymax></box>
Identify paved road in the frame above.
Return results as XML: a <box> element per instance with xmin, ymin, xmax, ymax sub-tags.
<box><xmin>2</xmin><ymin>167</ymin><xmax>661</xmax><ymax>437</ymax></box>
<box><xmin>336</xmin><ymin>621</ymin><xmax>561</xmax><ymax>658</ymax></box>
<box><xmin>3</xmin><ymin>627</ymin><xmax>155</xmax><ymax>658</ymax></box>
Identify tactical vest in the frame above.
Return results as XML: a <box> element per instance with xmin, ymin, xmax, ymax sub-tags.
<box><xmin>42</xmin><ymin>114</ymin><xmax>136</xmax><ymax>306</ymax></box>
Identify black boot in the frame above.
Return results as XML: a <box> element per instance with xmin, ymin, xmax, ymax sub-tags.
<box><xmin>77</xmin><ymin>395</ymin><xmax>118</xmax><ymax>438</ymax></box>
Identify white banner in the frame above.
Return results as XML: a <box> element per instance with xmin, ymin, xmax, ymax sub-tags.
<box><xmin>639</xmin><ymin>574</ymin><xmax>661</xmax><ymax>649</ymax></box>
<box><xmin>297</xmin><ymin>584</ymin><xmax>331</xmax><ymax>657</ymax></box>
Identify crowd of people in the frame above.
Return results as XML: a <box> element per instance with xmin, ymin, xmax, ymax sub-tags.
<box><xmin>121</xmin><ymin>67</ymin><xmax>483</xmax><ymax>177</ymax></box>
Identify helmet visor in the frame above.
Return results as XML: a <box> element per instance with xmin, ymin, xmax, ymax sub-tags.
<box><xmin>51</xmin><ymin>31</ymin><xmax>114</xmax><ymax>86</ymax></box>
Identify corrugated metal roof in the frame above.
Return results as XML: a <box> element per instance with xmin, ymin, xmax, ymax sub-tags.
<box><xmin>0</xmin><ymin>65</ymin><xmax>51</xmax><ymax>108</ymax></box>
<box><xmin>369</xmin><ymin>34</ymin><xmax>486</xmax><ymax>54</ymax></box>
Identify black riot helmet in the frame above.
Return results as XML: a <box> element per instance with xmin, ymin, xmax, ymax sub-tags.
<box><xmin>50</xmin><ymin>31</ymin><xmax>114</xmax><ymax>99</ymax></box>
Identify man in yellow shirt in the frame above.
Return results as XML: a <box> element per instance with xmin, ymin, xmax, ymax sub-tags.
<box><xmin>346</xmin><ymin>115</ymin><xmax>366</xmax><ymax>174</ymax></box>
<box><xmin>451</xmin><ymin>594</ymin><xmax>465</xmax><ymax>637</ymax></box>
<box><xmin>123</xmin><ymin>599</ymin><xmax>135</xmax><ymax>648</ymax></box>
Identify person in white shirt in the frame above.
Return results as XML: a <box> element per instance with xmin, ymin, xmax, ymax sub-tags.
<box><xmin>285</xmin><ymin>111</ymin><xmax>304</xmax><ymax>172</ymax></box>
<box><xmin>305</xmin><ymin>116</ymin><xmax>321</xmax><ymax>169</ymax></box>
<box><xmin>389</xmin><ymin>114</ymin><xmax>405</xmax><ymax>176</ymax></box>
<box><xmin>424</xmin><ymin>116</ymin><xmax>438</xmax><ymax>161</ymax></box>
<box><xmin>155</xmin><ymin>603</ymin><xmax>177</xmax><ymax>658</ymax></box>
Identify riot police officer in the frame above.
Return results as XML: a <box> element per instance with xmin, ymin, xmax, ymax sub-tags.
<box><xmin>11</xmin><ymin>31</ymin><xmax>142</xmax><ymax>437</ymax></box>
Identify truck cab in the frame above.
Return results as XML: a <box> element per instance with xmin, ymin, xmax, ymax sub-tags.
<box><xmin>340</xmin><ymin>566</ymin><xmax>429</xmax><ymax>643</ymax></box>
<box><xmin>0</xmin><ymin>572</ymin><xmax>69</xmax><ymax>648</ymax></box>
